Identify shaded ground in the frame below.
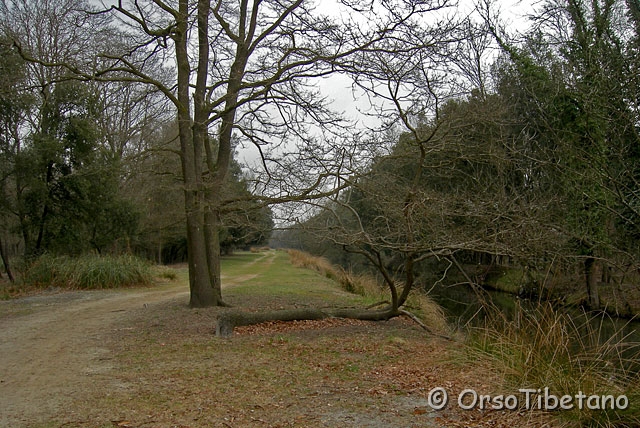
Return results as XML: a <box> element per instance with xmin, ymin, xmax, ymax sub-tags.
<box><xmin>0</xmin><ymin>251</ymin><xmax>552</xmax><ymax>427</ymax></box>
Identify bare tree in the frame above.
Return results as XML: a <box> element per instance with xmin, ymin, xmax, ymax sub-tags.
<box><xmin>16</xmin><ymin>0</ymin><xmax>459</xmax><ymax>308</ymax></box>
<box><xmin>293</xmin><ymin>98</ymin><xmax>559</xmax><ymax>315</ymax></box>
<box><xmin>6</xmin><ymin>0</ymin><xmax>512</xmax><ymax>326</ymax></box>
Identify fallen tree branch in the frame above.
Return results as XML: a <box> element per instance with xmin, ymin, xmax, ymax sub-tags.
<box><xmin>216</xmin><ymin>307</ymin><xmax>400</xmax><ymax>337</ymax></box>
<box><xmin>399</xmin><ymin>309</ymin><xmax>453</xmax><ymax>341</ymax></box>
<box><xmin>399</xmin><ymin>309</ymin><xmax>429</xmax><ymax>330</ymax></box>
<box><xmin>366</xmin><ymin>300</ymin><xmax>391</xmax><ymax>309</ymax></box>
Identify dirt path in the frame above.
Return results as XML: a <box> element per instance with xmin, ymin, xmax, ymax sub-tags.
<box><xmin>0</xmin><ymin>252</ymin><xmax>540</xmax><ymax>428</ymax></box>
<box><xmin>0</xmin><ymin>282</ymin><xmax>189</xmax><ymax>426</ymax></box>
<box><xmin>220</xmin><ymin>250</ymin><xmax>276</xmax><ymax>287</ymax></box>
<box><xmin>0</xmin><ymin>253</ymin><xmax>280</xmax><ymax>427</ymax></box>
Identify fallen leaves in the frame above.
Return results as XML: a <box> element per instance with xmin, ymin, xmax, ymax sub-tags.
<box><xmin>233</xmin><ymin>317</ymin><xmax>374</xmax><ymax>335</ymax></box>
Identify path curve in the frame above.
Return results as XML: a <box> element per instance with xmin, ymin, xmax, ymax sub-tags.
<box><xmin>0</xmin><ymin>282</ymin><xmax>189</xmax><ymax>426</ymax></box>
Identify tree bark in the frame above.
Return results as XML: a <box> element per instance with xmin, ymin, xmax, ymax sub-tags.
<box><xmin>204</xmin><ymin>208</ymin><xmax>225</xmax><ymax>305</ymax></box>
<box><xmin>175</xmin><ymin>0</ymin><xmax>217</xmax><ymax>308</ymax></box>
<box><xmin>0</xmin><ymin>236</ymin><xmax>15</xmax><ymax>282</ymax></box>
<box><xmin>188</xmin><ymin>0</ymin><xmax>226</xmax><ymax>307</ymax></box>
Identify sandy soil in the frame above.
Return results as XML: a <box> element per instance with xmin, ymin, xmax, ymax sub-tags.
<box><xmin>0</xmin><ymin>282</ymin><xmax>189</xmax><ymax>427</ymax></box>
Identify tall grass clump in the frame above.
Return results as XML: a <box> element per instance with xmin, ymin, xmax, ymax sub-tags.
<box><xmin>336</xmin><ymin>269</ymin><xmax>385</xmax><ymax>298</ymax></box>
<box><xmin>25</xmin><ymin>254</ymin><xmax>154</xmax><ymax>289</ymax></box>
<box><xmin>287</xmin><ymin>249</ymin><xmax>340</xmax><ymax>280</ymax></box>
<box><xmin>154</xmin><ymin>265</ymin><xmax>178</xmax><ymax>281</ymax></box>
<box><xmin>466</xmin><ymin>302</ymin><xmax>640</xmax><ymax>427</ymax></box>
<box><xmin>404</xmin><ymin>291</ymin><xmax>451</xmax><ymax>337</ymax></box>
<box><xmin>287</xmin><ymin>249</ymin><xmax>383</xmax><ymax>298</ymax></box>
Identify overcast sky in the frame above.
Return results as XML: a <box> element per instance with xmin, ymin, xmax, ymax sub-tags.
<box><xmin>236</xmin><ymin>0</ymin><xmax>536</xmax><ymax>166</ymax></box>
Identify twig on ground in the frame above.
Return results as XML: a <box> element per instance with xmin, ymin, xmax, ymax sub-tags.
<box><xmin>399</xmin><ymin>309</ymin><xmax>453</xmax><ymax>341</ymax></box>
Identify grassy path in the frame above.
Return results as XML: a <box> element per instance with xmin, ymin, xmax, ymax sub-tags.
<box><xmin>222</xmin><ymin>250</ymin><xmax>366</xmax><ymax>309</ymax></box>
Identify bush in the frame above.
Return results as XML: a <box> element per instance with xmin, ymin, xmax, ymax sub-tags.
<box><xmin>287</xmin><ymin>249</ymin><xmax>341</xmax><ymax>280</ymax></box>
<box><xmin>24</xmin><ymin>254</ymin><xmax>153</xmax><ymax>289</ymax></box>
<box><xmin>155</xmin><ymin>265</ymin><xmax>178</xmax><ymax>281</ymax></box>
<box><xmin>466</xmin><ymin>302</ymin><xmax>640</xmax><ymax>427</ymax></box>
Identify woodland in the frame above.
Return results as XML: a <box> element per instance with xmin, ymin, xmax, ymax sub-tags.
<box><xmin>1</xmin><ymin>0</ymin><xmax>640</xmax><ymax>319</ymax></box>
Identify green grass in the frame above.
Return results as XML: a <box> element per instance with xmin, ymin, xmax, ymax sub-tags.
<box><xmin>19</xmin><ymin>249</ymin><xmax>637</xmax><ymax>426</ymax></box>
<box><xmin>129</xmin><ymin>249</ymin><xmax>637</xmax><ymax>426</ymax></box>
<box><xmin>220</xmin><ymin>251</ymin><xmax>267</xmax><ymax>276</ymax></box>
<box><xmin>225</xmin><ymin>250</ymin><xmax>357</xmax><ymax>305</ymax></box>
<box><xmin>285</xmin><ymin>249</ymin><xmax>451</xmax><ymax>334</ymax></box>
<box><xmin>43</xmin><ymin>246</ymin><xmax>548</xmax><ymax>427</ymax></box>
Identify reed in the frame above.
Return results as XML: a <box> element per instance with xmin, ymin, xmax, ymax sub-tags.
<box><xmin>466</xmin><ymin>302</ymin><xmax>640</xmax><ymax>427</ymax></box>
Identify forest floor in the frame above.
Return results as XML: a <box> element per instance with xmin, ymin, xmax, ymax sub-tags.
<box><xmin>0</xmin><ymin>250</ymin><xmax>553</xmax><ymax>428</ymax></box>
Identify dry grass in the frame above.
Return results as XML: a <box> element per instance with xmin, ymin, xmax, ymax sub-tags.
<box><xmin>59</xmin><ymin>296</ymin><xmax>549</xmax><ymax>428</ymax></box>
<box><xmin>287</xmin><ymin>249</ymin><xmax>340</xmax><ymax>279</ymax></box>
<box><xmin>405</xmin><ymin>291</ymin><xmax>452</xmax><ymax>337</ymax></box>
<box><xmin>286</xmin><ymin>249</ymin><xmax>382</xmax><ymax>300</ymax></box>
<box><xmin>4</xmin><ymin>250</ymin><xmax>561</xmax><ymax>428</ymax></box>
<box><xmin>466</xmin><ymin>302</ymin><xmax>640</xmax><ymax>427</ymax></box>
<box><xmin>36</xmin><ymin>251</ymin><xmax>458</xmax><ymax>427</ymax></box>
<box><xmin>338</xmin><ymin>269</ymin><xmax>386</xmax><ymax>299</ymax></box>
<box><xmin>288</xmin><ymin>249</ymin><xmax>640</xmax><ymax>426</ymax></box>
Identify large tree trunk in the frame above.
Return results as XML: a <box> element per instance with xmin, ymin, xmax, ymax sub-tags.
<box><xmin>175</xmin><ymin>0</ymin><xmax>266</xmax><ymax>308</ymax></box>
<box><xmin>175</xmin><ymin>0</ymin><xmax>219</xmax><ymax>308</ymax></box>
<box><xmin>185</xmin><ymin>207</ymin><xmax>217</xmax><ymax>307</ymax></box>
<box><xmin>585</xmin><ymin>257</ymin><xmax>601</xmax><ymax>309</ymax></box>
<box><xmin>204</xmin><ymin>208</ymin><xmax>225</xmax><ymax>305</ymax></box>
<box><xmin>0</xmin><ymin>236</ymin><xmax>15</xmax><ymax>282</ymax></box>
<box><xmin>193</xmin><ymin>0</ymin><xmax>226</xmax><ymax>307</ymax></box>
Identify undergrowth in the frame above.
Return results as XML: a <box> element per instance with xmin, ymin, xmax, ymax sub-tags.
<box><xmin>466</xmin><ymin>302</ymin><xmax>640</xmax><ymax>427</ymax></box>
<box><xmin>24</xmin><ymin>254</ymin><xmax>156</xmax><ymax>289</ymax></box>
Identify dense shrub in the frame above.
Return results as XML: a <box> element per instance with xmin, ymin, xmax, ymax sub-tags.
<box><xmin>24</xmin><ymin>254</ymin><xmax>154</xmax><ymax>289</ymax></box>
